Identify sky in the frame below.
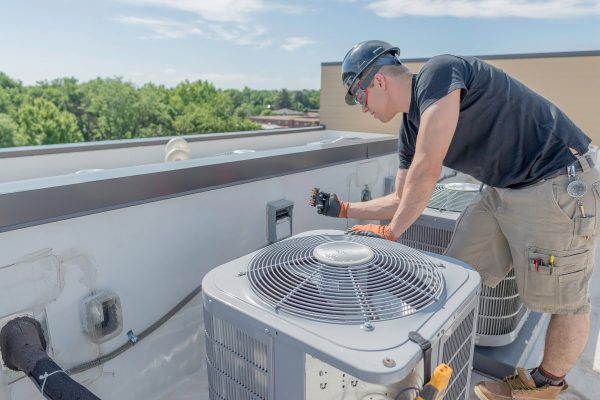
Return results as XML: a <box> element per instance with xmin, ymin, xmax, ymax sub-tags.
<box><xmin>0</xmin><ymin>0</ymin><xmax>599</xmax><ymax>90</ymax></box>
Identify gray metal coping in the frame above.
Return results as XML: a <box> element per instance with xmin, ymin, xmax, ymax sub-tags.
<box><xmin>473</xmin><ymin>311</ymin><xmax>549</xmax><ymax>379</ymax></box>
<box><xmin>0</xmin><ymin>126</ymin><xmax>325</xmax><ymax>159</ymax></box>
<box><xmin>322</xmin><ymin>49</ymin><xmax>600</xmax><ymax>66</ymax></box>
<box><xmin>0</xmin><ymin>135</ymin><xmax>398</xmax><ymax>234</ymax></box>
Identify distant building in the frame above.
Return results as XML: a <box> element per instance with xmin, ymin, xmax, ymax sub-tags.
<box><xmin>250</xmin><ymin>110</ymin><xmax>320</xmax><ymax>129</ymax></box>
<box><xmin>271</xmin><ymin>108</ymin><xmax>306</xmax><ymax>116</ymax></box>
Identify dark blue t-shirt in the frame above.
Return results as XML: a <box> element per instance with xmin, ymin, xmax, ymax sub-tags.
<box><xmin>398</xmin><ymin>55</ymin><xmax>591</xmax><ymax>188</ymax></box>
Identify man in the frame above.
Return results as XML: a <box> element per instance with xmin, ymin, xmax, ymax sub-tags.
<box><xmin>314</xmin><ymin>40</ymin><xmax>599</xmax><ymax>400</ymax></box>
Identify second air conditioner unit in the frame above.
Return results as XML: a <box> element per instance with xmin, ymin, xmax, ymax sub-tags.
<box><xmin>397</xmin><ymin>183</ymin><xmax>530</xmax><ymax>347</ymax></box>
<box><xmin>202</xmin><ymin>230</ymin><xmax>480</xmax><ymax>400</ymax></box>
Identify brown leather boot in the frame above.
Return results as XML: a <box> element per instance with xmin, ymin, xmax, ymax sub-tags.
<box><xmin>473</xmin><ymin>368</ymin><xmax>568</xmax><ymax>400</ymax></box>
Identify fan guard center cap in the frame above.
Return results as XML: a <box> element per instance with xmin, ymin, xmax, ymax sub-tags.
<box><xmin>313</xmin><ymin>241</ymin><xmax>375</xmax><ymax>267</ymax></box>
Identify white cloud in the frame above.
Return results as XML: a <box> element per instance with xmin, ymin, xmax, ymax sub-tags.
<box><xmin>367</xmin><ymin>0</ymin><xmax>600</xmax><ymax>19</ymax></box>
<box><xmin>116</xmin><ymin>0</ymin><xmax>306</xmax><ymax>46</ymax></box>
<box><xmin>114</xmin><ymin>14</ymin><xmax>271</xmax><ymax>45</ymax></box>
<box><xmin>124</xmin><ymin>0</ymin><xmax>267</xmax><ymax>23</ymax></box>
<box><xmin>113</xmin><ymin>16</ymin><xmax>203</xmax><ymax>39</ymax></box>
<box><xmin>204</xmin><ymin>23</ymin><xmax>271</xmax><ymax>46</ymax></box>
<box><xmin>281</xmin><ymin>37</ymin><xmax>316</xmax><ymax>51</ymax></box>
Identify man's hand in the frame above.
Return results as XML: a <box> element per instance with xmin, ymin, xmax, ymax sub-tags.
<box><xmin>349</xmin><ymin>224</ymin><xmax>398</xmax><ymax>241</ymax></box>
<box><xmin>309</xmin><ymin>188</ymin><xmax>349</xmax><ymax>218</ymax></box>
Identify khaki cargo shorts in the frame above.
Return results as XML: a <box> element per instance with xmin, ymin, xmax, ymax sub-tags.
<box><xmin>445</xmin><ymin>155</ymin><xmax>600</xmax><ymax>314</ymax></box>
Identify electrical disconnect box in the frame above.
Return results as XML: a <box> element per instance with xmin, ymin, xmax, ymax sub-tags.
<box><xmin>384</xmin><ymin>175</ymin><xmax>396</xmax><ymax>196</ymax></box>
<box><xmin>267</xmin><ymin>199</ymin><xmax>294</xmax><ymax>243</ymax></box>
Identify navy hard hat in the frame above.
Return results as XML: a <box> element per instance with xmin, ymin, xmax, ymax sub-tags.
<box><xmin>341</xmin><ymin>40</ymin><xmax>401</xmax><ymax>105</ymax></box>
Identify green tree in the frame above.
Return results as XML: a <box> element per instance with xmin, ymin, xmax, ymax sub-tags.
<box><xmin>172</xmin><ymin>80</ymin><xmax>221</xmax><ymax>109</ymax></box>
<box><xmin>305</xmin><ymin>89</ymin><xmax>320</xmax><ymax>109</ymax></box>
<box><xmin>79</xmin><ymin>78</ymin><xmax>140</xmax><ymax>140</ymax></box>
<box><xmin>0</xmin><ymin>73</ymin><xmax>25</xmax><ymax>117</ymax></box>
<box><xmin>234</xmin><ymin>103</ymin><xmax>255</xmax><ymax>119</ymax></box>
<box><xmin>29</xmin><ymin>78</ymin><xmax>84</xmax><ymax>116</ymax></box>
<box><xmin>17</xmin><ymin>98</ymin><xmax>83</xmax><ymax>145</ymax></box>
<box><xmin>0</xmin><ymin>88</ymin><xmax>11</xmax><ymax>114</ymax></box>
<box><xmin>173</xmin><ymin>105</ymin><xmax>225</xmax><ymax>134</ymax></box>
<box><xmin>0</xmin><ymin>72</ymin><xmax>21</xmax><ymax>89</ymax></box>
<box><xmin>0</xmin><ymin>71</ymin><xmax>324</xmax><ymax>146</ymax></box>
<box><xmin>135</xmin><ymin>83</ymin><xmax>174</xmax><ymax>137</ymax></box>
<box><xmin>292</xmin><ymin>90</ymin><xmax>307</xmax><ymax>111</ymax></box>
<box><xmin>275</xmin><ymin>89</ymin><xmax>291</xmax><ymax>109</ymax></box>
<box><xmin>170</xmin><ymin>80</ymin><xmax>260</xmax><ymax>134</ymax></box>
<box><xmin>0</xmin><ymin>113</ymin><xmax>26</xmax><ymax>148</ymax></box>
<box><xmin>173</xmin><ymin>103</ymin><xmax>259</xmax><ymax>134</ymax></box>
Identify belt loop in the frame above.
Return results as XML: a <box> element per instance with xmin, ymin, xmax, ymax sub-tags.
<box><xmin>577</xmin><ymin>154</ymin><xmax>591</xmax><ymax>172</ymax></box>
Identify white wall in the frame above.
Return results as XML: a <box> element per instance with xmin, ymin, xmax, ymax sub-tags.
<box><xmin>0</xmin><ymin>154</ymin><xmax>398</xmax><ymax>400</ymax></box>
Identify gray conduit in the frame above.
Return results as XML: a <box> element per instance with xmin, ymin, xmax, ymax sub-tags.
<box><xmin>67</xmin><ymin>283</ymin><xmax>203</xmax><ymax>375</ymax></box>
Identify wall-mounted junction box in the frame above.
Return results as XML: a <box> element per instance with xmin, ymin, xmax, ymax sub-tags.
<box><xmin>80</xmin><ymin>290</ymin><xmax>123</xmax><ymax>344</ymax></box>
<box><xmin>267</xmin><ymin>199</ymin><xmax>294</xmax><ymax>244</ymax></box>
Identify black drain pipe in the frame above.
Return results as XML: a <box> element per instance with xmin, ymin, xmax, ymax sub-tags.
<box><xmin>0</xmin><ymin>317</ymin><xmax>100</xmax><ymax>400</ymax></box>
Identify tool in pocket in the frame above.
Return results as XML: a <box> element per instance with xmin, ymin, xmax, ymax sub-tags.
<box><xmin>567</xmin><ymin>164</ymin><xmax>590</xmax><ymax>239</ymax></box>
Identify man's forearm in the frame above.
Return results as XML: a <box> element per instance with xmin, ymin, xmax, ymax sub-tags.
<box><xmin>389</xmin><ymin>163</ymin><xmax>439</xmax><ymax>238</ymax></box>
<box><xmin>347</xmin><ymin>192</ymin><xmax>401</xmax><ymax>220</ymax></box>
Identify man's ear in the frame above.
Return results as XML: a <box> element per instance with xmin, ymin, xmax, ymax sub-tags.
<box><xmin>374</xmin><ymin>73</ymin><xmax>386</xmax><ymax>89</ymax></box>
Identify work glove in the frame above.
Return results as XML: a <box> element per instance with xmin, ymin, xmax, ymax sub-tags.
<box><xmin>347</xmin><ymin>224</ymin><xmax>398</xmax><ymax>241</ymax></box>
<box><xmin>309</xmin><ymin>188</ymin><xmax>349</xmax><ymax>218</ymax></box>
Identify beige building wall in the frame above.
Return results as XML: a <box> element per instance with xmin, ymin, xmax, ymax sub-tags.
<box><xmin>320</xmin><ymin>51</ymin><xmax>600</xmax><ymax>144</ymax></box>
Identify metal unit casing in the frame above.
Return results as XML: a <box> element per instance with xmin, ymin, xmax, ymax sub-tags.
<box><xmin>399</xmin><ymin>206</ymin><xmax>530</xmax><ymax>347</ymax></box>
<box><xmin>202</xmin><ymin>230</ymin><xmax>480</xmax><ymax>400</ymax></box>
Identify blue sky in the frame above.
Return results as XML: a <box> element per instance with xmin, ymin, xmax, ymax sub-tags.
<box><xmin>0</xmin><ymin>0</ymin><xmax>599</xmax><ymax>90</ymax></box>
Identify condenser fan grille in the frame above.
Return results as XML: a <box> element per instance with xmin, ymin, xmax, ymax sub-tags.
<box><xmin>427</xmin><ymin>183</ymin><xmax>480</xmax><ymax>212</ymax></box>
<box><xmin>247</xmin><ymin>235</ymin><xmax>444</xmax><ymax>324</ymax></box>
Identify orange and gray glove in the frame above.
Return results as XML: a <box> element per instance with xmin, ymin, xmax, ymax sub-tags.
<box><xmin>309</xmin><ymin>188</ymin><xmax>349</xmax><ymax>218</ymax></box>
<box><xmin>348</xmin><ymin>224</ymin><xmax>398</xmax><ymax>241</ymax></box>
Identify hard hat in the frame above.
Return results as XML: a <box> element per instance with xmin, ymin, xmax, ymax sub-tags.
<box><xmin>341</xmin><ymin>40</ymin><xmax>401</xmax><ymax>105</ymax></box>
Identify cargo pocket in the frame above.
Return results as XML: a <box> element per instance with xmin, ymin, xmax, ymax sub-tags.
<box><xmin>525</xmin><ymin>246</ymin><xmax>590</xmax><ymax>309</ymax></box>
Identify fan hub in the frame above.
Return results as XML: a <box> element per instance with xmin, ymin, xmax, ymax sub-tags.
<box><xmin>313</xmin><ymin>241</ymin><xmax>374</xmax><ymax>267</ymax></box>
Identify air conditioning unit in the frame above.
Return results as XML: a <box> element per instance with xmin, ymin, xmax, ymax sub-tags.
<box><xmin>202</xmin><ymin>230</ymin><xmax>480</xmax><ymax>400</ymax></box>
<box><xmin>398</xmin><ymin>183</ymin><xmax>530</xmax><ymax>347</ymax></box>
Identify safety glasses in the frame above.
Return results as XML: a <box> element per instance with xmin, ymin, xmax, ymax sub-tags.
<box><xmin>352</xmin><ymin>86</ymin><xmax>369</xmax><ymax>108</ymax></box>
<box><xmin>349</xmin><ymin>64</ymin><xmax>380</xmax><ymax>108</ymax></box>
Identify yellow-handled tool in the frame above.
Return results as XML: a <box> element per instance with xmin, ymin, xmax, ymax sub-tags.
<box><xmin>417</xmin><ymin>363</ymin><xmax>453</xmax><ymax>400</ymax></box>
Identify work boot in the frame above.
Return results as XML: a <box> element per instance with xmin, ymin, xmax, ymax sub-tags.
<box><xmin>473</xmin><ymin>368</ymin><xmax>567</xmax><ymax>400</ymax></box>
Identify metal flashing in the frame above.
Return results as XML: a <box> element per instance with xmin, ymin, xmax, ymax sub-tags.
<box><xmin>322</xmin><ymin>49</ymin><xmax>600</xmax><ymax>66</ymax></box>
<box><xmin>0</xmin><ymin>139</ymin><xmax>396</xmax><ymax>233</ymax></box>
<box><xmin>0</xmin><ymin>126</ymin><xmax>325</xmax><ymax>159</ymax></box>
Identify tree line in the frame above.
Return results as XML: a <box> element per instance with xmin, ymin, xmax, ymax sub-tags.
<box><xmin>0</xmin><ymin>72</ymin><xmax>320</xmax><ymax>148</ymax></box>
